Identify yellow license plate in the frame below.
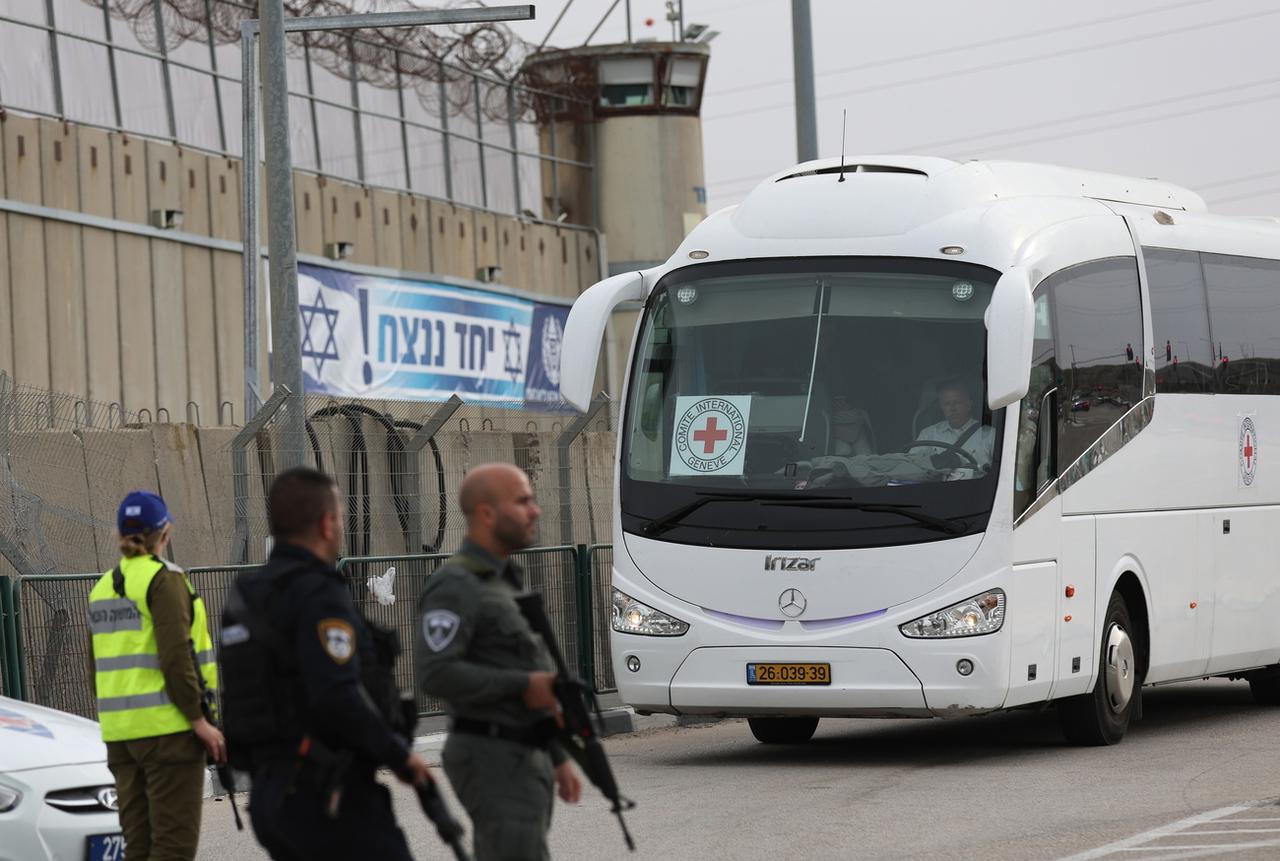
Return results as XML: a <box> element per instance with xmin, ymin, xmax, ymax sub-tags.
<box><xmin>746</xmin><ymin>662</ymin><xmax>831</xmax><ymax>685</ymax></box>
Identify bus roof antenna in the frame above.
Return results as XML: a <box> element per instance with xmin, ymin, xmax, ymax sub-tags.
<box><xmin>834</xmin><ymin>109</ymin><xmax>844</xmax><ymax>182</ymax></box>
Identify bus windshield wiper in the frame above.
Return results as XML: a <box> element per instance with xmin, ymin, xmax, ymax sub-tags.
<box><xmin>763</xmin><ymin>499</ymin><xmax>968</xmax><ymax>535</ymax></box>
<box><xmin>639</xmin><ymin>492</ymin><xmax>847</xmax><ymax>537</ymax></box>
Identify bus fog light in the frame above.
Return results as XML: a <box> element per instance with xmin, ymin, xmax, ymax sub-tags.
<box><xmin>956</xmin><ymin>659</ymin><xmax>974</xmax><ymax>676</ymax></box>
<box><xmin>612</xmin><ymin>588</ymin><xmax>690</xmax><ymax>636</ymax></box>
<box><xmin>626</xmin><ymin>655</ymin><xmax>641</xmax><ymax>673</ymax></box>
<box><xmin>899</xmin><ymin>589</ymin><xmax>1006</xmax><ymax>638</ymax></box>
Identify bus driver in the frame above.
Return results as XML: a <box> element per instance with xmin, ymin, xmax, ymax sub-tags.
<box><xmin>915</xmin><ymin>379</ymin><xmax>996</xmax><ymax>470</ymax></box>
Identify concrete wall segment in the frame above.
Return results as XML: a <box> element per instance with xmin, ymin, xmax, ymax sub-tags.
<box><xmin>80</xmin><ymin>428</ymin><xmax>160</xmax><ymax>572</ymax></box>
<box><xmin>150</xmin><ymin>239</ymin><xmax>188</xmax><ymax>418</ymax></box>
<box><xmin>371</xmin><ymin>189</ymin><xmax>403</xmax><ymax>269</ymax></box>
<box><xmin>7</xmin><ymin>431</ymin><xmax>99</xmax><ymax>574</ymax></box>
<box><xmin>150</xmin><ymin>423</ymin><xmax>217</xmax><ymax>568</ymax></box>
<box><xmin>399</xmin><ymin>193</ymin><xmax>431</xmax><ymax>274</ymax></box>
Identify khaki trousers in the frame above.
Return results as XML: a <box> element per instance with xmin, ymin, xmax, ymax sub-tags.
<box><xmin>106</xmin><ymin>731</ymin><xmax>205</xmax><ymax>861</ymax></box>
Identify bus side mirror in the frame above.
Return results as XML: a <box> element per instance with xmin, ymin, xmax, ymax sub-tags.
<box><xmin>560</xmin><ymin>271</ymin><xmax>646</xmax><ymax>411</ymax></box>
<box><xmin>986</xmin><ymin>269</ymin><xmax>1034</xmax><ymax>411</ymax></box>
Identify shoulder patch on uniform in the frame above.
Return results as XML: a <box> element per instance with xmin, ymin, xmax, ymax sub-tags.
<box><xmin>317</xmin><ymin>618</ymin><xmax>356</xmax><ymax>664</ymax></box>
<box><xmin>422</xmin><ymin>610</ymin><xmax>461</xmax><ymax>652</ymax></box>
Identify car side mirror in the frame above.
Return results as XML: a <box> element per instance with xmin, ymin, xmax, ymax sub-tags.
<box><xmin>985</xmin><ymin>268</ymin><xmax>1035</xmax><ymax>411</ymax></box>
<box><xmin>560</xmin><ymin>271</ymin><xmax>646</xmax><ymax>411</ymax></box>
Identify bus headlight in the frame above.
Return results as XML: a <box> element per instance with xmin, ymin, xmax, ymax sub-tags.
<box><xmin>612</xmin><ymin>589</ymin><xmax>689</xmax><ymax>636</ymax></box>
<box><xmin>899</xmin><ymin>589</ymin><xmax>1005</xmax><ymax>638</ymax></box>
<box><xmin>0</xmin><ymin>782</ymin><xmax>22</xmax><ymax>812</ymax></box>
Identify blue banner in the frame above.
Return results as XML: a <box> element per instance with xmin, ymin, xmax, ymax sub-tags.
<box><xmin>524</xmin><ymin>304</ymin><xmax>571</xmax><ymax>408</ymax></box>
<box><xmin>296</xmin><ymin>263</ymin><xmax>570</xmax><ymax>406</ymax></box>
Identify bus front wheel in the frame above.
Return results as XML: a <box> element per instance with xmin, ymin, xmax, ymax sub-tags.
<box><xmin>1058</xmin><ymin>591</ymin><xmax>1140</xmax><ymax>746</ymax></box>
<box><xmin>748</xmin><ymin>716</ymin><xmax>819</xmax><ymax>744</ymax></box>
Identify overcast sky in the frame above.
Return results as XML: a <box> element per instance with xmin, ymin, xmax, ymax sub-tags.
<box><xmin>513</xmin><ymin>0</ymin><xmax>1280</xmax><ymax>217</ymax></box>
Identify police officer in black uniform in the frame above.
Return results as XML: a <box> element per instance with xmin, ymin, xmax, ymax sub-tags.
<box><xmin>220</xmin><ymin>467</ymin><xmax>432</xmax><ymax>861</ymax></box>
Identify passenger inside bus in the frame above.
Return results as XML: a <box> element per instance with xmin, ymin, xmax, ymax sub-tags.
<box><xmin>830</xmin><ymin>395</ymin><xmax>876</xmax><ymax>456</ymax></box>
<box><xmin>911</xmin><ymin>378</ymin><xmax>996</xmax><ymax>470</ymax></box>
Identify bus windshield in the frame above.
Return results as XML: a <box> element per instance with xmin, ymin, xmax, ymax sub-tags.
<box><xmin>621</xmin><ymin>257</ymin><xmax>1005</xmax><ymax>549</ymax></box>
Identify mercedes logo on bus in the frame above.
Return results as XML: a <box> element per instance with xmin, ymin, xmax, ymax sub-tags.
<box><xmin>778</xmin><ymin>588</ymin><xmax>807</xmax><ymax>618</ymax></box>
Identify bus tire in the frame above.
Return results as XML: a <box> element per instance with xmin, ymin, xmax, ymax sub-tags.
<box><xmin>748</xmin><ymin>716</ymin><xmax>819</xmax><ymax>744</ymax></box>
<box><xmin>1058</xmin><ymin>591</ymin><xmax>1140</xmax><ymax>746</ymax></box>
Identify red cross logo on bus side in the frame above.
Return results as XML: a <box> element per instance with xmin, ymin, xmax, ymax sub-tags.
<box><xmin>692</xmin><ymin>416</ymin><xmax>729</xmax><ymax>454</ymax></box>
<box><xmin>1244</xmin><ymin>434</ymin><xmax>1254</xmax><ymax>469</ymax></box>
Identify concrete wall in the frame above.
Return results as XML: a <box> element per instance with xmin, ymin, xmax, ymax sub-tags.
<box><xmin>597</xmin><ymin>113</ymin><xmax>706</xmax><ymax>272</ymax></box>
<box><xmin>0</xmin><ymin>114</ymin><xmax>603</xmax><ymax>422</ymax></box>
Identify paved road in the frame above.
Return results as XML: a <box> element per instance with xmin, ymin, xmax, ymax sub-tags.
<box><xmin>198</xmin><ymin>679</ymin><xmax>1280</xmax><ymax>860</ymax></box>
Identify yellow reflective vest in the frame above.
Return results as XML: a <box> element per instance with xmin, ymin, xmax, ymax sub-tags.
<box><xmin>87</xmin><ymin>555</ymin><xmax>217</xmax><ymax>742</ymax></box>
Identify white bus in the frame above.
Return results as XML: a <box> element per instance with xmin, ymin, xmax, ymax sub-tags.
<box><xmin>560</xmin><ymin>156</ymin><xmax>1280</xmax><ymax>745</ymax></box>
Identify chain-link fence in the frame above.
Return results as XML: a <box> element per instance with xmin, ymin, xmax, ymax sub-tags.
<box><xmin>0</xmin><ymin>373</ymin><xmax>618</xmax><ymax>576</ymax></box>
<box><xmin>218</xmin><ymin>392</ymin><xmax>617</xmax><ymax>567</ymax></box>
<box><xmin>341</xmin><ymin>544</ymin><xmax>584</xmax><ymax>718</ymax></box>
<box><xmin>7</xmin><ymin>545</ymin><xmax>612</xmax><ymax>720</ymax></box>
<box><xmin>0</xmin><ymin>372</ymin><xmax>152</xmax><ymax>581</ymax></box>
<box><xmin>0</xmin><ymin>372</ymin><xmax>624</xmax><ymax>718</ymax></box>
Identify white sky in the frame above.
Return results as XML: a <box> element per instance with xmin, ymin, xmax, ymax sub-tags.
<box><xmin>512</xmin><ymin>0</ymin><xmax>1280</xmax><ymax>217</ymax></box>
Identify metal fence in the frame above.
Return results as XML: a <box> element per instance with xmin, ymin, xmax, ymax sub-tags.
<box><xmin>222</xmin><ymin>390</ymin><xmax>616</xmax><ymax>567</ymax></box>
<box><xmin>2</xmin><ymin>543</ymin><xmax>616</xmax><ymax>720</ymax></box>
<box><xmin>0</xmin><ymin>373</ymin><xmax>617</xmax><ymax>581</ymax></box>
<box><xmin>588</xmin><ymin>543</ymin><xmax>616</xmax><ymax>693</ymax></box>
<box><xmin>0</xmin><ymin>0</ymin><xmax>593</xmax><ymax>223</ymax></box>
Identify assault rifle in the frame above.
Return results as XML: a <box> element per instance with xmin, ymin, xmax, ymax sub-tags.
<box><xmin>396</xmin><ymin>697</ymin><xmax>471</xmax><ymax>861</ymax></box>
<box><xmin>192</xmin><ymin>644</ymin><xmax>243</xmax><ymax>831</ymax></box>
<box><xmin>303</xmin><ymin>731</ymin><xmax>471</xmax><ymax>861</ymax></box>
<box><xmin>515</xmin><ymin>592</ymin><xmax>636</xmax><ymax>852</ymax></box>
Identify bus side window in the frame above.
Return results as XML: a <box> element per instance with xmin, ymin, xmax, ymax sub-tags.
<box><xmin>1045</xmin><ymin>258</ymin><xmax>1144</xmax><ymax>472</ymax></box>
<box><xmin>1145</xmin><ymin>248</ymin><xmax>1213</xmax><ymax>393</ymax></box>
<box><xmin>1202</xmin><ymin>252</ymin><xmax>1280</xmax><ymax>395</ymax></box>
<box><xmin>1014</xmin><ymin>290</ymin><xmax>1058</xmax><ymax>518</ymax></box>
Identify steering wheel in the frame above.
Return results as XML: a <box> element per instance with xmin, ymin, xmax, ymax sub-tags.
<box><xmin>904</xmin><ymin>439</ymin><xmax>980</xmax><ymax>469</ymax></box>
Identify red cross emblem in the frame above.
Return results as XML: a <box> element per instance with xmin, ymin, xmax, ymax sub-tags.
<box><xmin>1244</xmin><ymin>434</ymin><xmax>1254</xmax><ymax>468</ymax></box>
<box><xmin>692</xmin><ymin>416</ymin><xmax>729</xmax><ymax>454</ymax></box>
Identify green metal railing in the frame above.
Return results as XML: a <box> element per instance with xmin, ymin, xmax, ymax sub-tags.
<box><xmin>1</xmin><ymin>544</ymin><xmax>615</xmax><ymax>720</ymax></box>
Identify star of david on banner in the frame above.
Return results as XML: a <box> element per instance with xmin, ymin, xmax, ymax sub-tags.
<box><xmin>300</xmin><ymin>289</ymin><xmax>340</xmax><ymax>376</ymax></box>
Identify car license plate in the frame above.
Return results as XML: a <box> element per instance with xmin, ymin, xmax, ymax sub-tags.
<box><xmin>86</xmin><ymin>833</ymin><xmax>126</xmax><ymax>861</ymax></box>
<box><xmin>746</xmin><ymin>662</ymin><xmax>831</xmax><ymax>685</ymax></box>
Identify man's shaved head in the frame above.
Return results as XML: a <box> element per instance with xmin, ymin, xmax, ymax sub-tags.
<box><xmin>459</xmin><ymin>463</ymin><xmax>541</xmax><ymax>556</ymax></box>
<box><xmin>459</xmin><ymin>463</ymin><xmax>524</xmax><ymax>516</ymax></box>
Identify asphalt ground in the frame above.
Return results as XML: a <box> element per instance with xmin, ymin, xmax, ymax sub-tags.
<box><xmin>198</xmin><ymin>679</ymin><xmax>1280</xmax><ymax>861</ymax></box>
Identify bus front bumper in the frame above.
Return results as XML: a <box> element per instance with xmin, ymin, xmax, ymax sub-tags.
<box><xmin>665</xmin><ymin>646</ymin><xmax>931</xmax><ymax>717</ymax></box>
<box><xmin>616</xmin><ymin>639</ymin><xmax>1010</xmax><ymax>718</ymax></box>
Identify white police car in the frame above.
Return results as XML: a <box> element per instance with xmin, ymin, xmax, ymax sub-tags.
<box><xmin>0</xmin><ymin>696</ymin><xmax>123</xmax><ymax>861</ymax></box>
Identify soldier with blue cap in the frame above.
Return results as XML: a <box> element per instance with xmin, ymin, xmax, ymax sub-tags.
<box><xmin>86</xmin><ymin>490</ymin><xmax>225</xmax><ymax>861</ymax></box>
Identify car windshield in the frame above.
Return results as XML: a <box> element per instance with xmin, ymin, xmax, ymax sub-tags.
<box><xmin>621</xmin><ymin>257</ymin><xmax>1005</xmax><ymax>549</ymax></box>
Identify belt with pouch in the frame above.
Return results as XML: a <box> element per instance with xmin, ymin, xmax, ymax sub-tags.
<box><xmin>450</xmin><ymin>718</ymin><xmax>555</xmax><ymax>749</ymax></box>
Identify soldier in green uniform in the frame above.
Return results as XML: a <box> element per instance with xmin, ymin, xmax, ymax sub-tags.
<box><xmin>416</xmin><ymin>463</ymin><xmax>582</xmax><ymax>860</ymax></box>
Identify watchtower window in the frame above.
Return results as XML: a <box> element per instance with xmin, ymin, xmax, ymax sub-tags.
<box><xmin>599</xmin><ymin>56</ymin><xmax>655</xmax><ymax>108</ymax></box>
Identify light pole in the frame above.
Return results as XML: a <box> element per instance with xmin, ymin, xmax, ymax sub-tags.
<box><xmin>791</xmin><ymin>0</ymin><xmax>817</xmax><ymax>162</ymax></box>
